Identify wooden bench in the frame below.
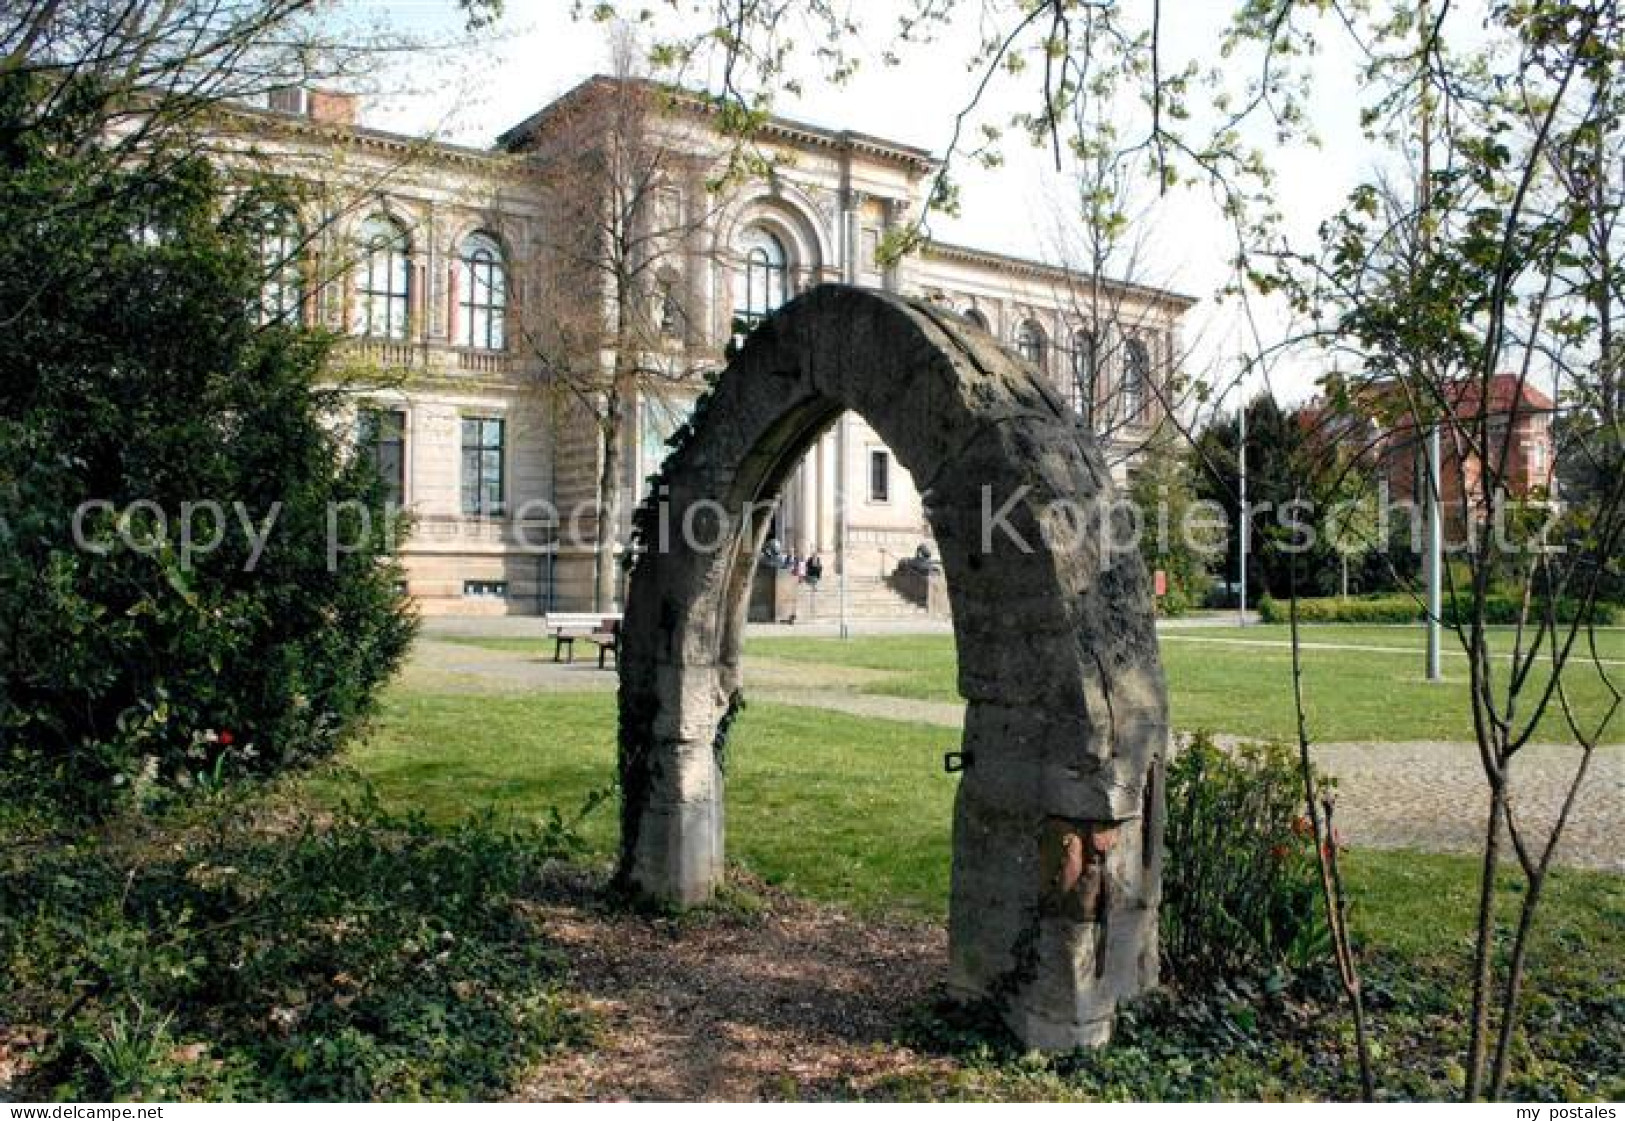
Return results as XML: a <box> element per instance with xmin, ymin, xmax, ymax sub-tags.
<box><xmin>542</xmin><ymin>612</ymin><xmax>623</xmax><ymax>667</ymax></box>
<box><xmin>585</xmin><ymin>618</ymin><xmax>621</xmax><ymax>669</ymax></box>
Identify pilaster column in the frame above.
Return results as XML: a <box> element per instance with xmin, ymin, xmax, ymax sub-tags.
<box><xmin>425</xmin><ymin>202</ymin><xmax>445</xmax><ymax>342</ymax></box>
<box><xmin>882</xmin><ymin>196</ymin><xmax>907</xmax><ymax>293</ymax></box>
<box><xmin>841</xmin><ymin>188</ymin><xmax>867</xmax><ymax>286</ymax></box>
<box><xmin>793</xmin><ymin>462</ymin><xmax>815</xmax><ymax>556</ymax></box>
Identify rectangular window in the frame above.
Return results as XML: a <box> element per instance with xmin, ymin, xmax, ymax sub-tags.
<box><xmin>461</xmin><ymin>416</ymin><xmax>505</xmax><ymax>516</ymax></box>
<box><xmin>463</xmin><ymin>580</ymin><xmax>507</xmax><ymax>598</ymax></box>
<box><xmin>869</xmin><ymin>449</ymin><xmax>891</xmax><ymax>504</ymax></box>
<box><xmin>357</xmin><ymin>407</ymin><xmax>406</xmax><ymax>506</ymax></box>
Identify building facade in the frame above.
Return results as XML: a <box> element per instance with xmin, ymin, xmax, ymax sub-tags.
<box><xmin>1302</xmin><ymin>373</ymin><xmax>1558</xmax><ymax>539</ymax></box>
<box><xmin>227</xmin><ymin>77</ymin><xmax>1195</xmax><ymax>616</ymax></box>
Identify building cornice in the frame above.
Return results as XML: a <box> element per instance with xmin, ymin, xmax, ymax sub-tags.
<box><xmin>920</xmin><ymin>240</ymin><xmax>1199</xmax><ymax>312</ymax></box>
<box><xmin>218</xmin><ymin>102</ymin><xmax>542</xmax><ymax>180</ymax></box>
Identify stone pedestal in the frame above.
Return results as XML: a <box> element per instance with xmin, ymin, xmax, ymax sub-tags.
<box><xmin>747</xmin><ymin>562</ymin><xmax>799</xmax><ymax>623</ymax></box>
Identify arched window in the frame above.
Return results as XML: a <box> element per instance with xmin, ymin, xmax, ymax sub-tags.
<box><xmin>1070</xmin><ymin>330</ymin><xmax>1097</xmax><ymax>418</ymax></box>
<box><xmin>357</xmin><ymin>215</ymin><xmax>410</xmax><ymax>340</ymax></box>
<box><xmin>735</xmin><ymin>225</ymin><xmax>788</xmax><ymax>329</ymax></box>
<box><xmin>258</xmin><ymin>209</ymin><xmax>303</xmax><ymax>326</ymax></box>
<box><xmin>1016</xmin><ymin>319</ymin><xmax>1046</xmax><ymax>369</ymax></box>
<box><xmin>1124</xmin><ymin>337</ymin><xmax>1151</xmax><ymax>422</ymax></box>
<box><xmin>962</xmin><ymin>307</ymin><xmax>989</xmax><ymax>331</ymax></box>
<box><xmin>457</xmin><ymin>231</ymin><xmax>506</xmax><ymax>351</ymax></box>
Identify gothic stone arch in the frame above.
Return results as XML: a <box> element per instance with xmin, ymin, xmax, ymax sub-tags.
<box><xmin>617</xmin><ymin>285</ymin><xmax>1167</xmax><ymax>1051</ymax></box>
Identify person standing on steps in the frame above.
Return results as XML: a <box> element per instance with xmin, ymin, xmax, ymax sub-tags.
<box><xmin>806</xmin><ymin>553</ymin><xmax>823</xmax><ymax>588</ymax></box>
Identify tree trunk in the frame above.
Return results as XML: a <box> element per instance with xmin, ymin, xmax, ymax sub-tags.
<box><xmin>1488</xmin><ymin>868</ymin><xmax>1545</xmax><ymax>1098</ymax></box>
<box><xmin>1464</xmin><ymin>780</ymin><xmax>1505</xmax><ymax>1100</ymax></box>
<box><xmin>593</xmin><ymin>391</ymin><xmax>624</xmax><ymax>612</ymax></box>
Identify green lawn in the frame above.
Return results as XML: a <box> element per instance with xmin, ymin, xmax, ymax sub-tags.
<box><xmin>336</xmin><ymin>689</ymin><xmax>960</xmax><ymax>915</ymax></box>
<box><xmin>748</xmin><ymin>626</ymin><xmax>1625</xmax><ymax>743</ymax></box>
<box><xmin>340</xmin><ymin>686</ymin><xmax>1625</xmax><ymax>947</ymax></box>
<box><xmin>444</xmin><ymin>625</ymin><xmax>1625</xmax><ymax>744</ymax></box>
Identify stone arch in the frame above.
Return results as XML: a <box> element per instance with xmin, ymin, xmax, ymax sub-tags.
<box><xmin>616</xmin><ymin>285</ymin><xmax>1167</xmax><ymax>1051</ymax></box>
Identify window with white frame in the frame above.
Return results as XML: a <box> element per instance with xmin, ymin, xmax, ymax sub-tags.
<box><xmin>457</xmin><ymin>231</ymin><xmax>506</xmax><ymax>351</ymax></box>
<box><xmin>356</xmin><ymin>215</ymin><xmax>411</xmax><ymax>339</ymax></box>
<box><xmin>734</xmin><ymin>225</ymin><xmax>788</xmax><ymax>331</ymax></box>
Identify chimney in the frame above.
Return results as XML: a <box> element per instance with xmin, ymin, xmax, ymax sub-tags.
<box><xmin>307</xmin><ymin>88</ymin><xmax>358</xmax><ymax>126</ymax></box>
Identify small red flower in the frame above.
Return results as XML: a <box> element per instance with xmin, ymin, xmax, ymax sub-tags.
<box><xmin>1270</xmin><ymin>843</ymin><xmax>1290</xmax><ymax>861</ymax></box>
<box><xmin>1290</xmin><ymin>815</ymin><xmax>1313</xmax><ymax>838</ymax></box>
<box><xmin>218</xmin><ymin>729</ymin><xmax>235</xmax><ymax>746</ymax></box>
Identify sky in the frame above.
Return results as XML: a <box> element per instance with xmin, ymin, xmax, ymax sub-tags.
<box><xmin>336</xmin><ymin>0</ymin><xmax>1438</xmax><ymax>409</ymax></box>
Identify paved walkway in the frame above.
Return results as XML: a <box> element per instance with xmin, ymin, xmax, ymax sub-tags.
<box><xmin>405</xmin><ymin>637</ymin><xmax>1623</xmax><ymax>873</ymax></box>
<box><xmin>1160</xmin><ymin>632</ymin><xmax>1625</xmax><ymax>668</ymax></box>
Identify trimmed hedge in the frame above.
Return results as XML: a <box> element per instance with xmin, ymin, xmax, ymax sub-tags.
<box><xmin>1256</xmin><ymin>593</ymin><xmax>1620</xmax><ymax>626</ymax></box>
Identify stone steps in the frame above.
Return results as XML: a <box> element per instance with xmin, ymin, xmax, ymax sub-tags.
<box><xmin>786</xmin><ymin>575</ymin><xmax>929</xmax><ymax>621</ymax></box>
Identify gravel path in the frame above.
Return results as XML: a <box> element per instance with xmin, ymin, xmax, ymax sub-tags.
<box><xmin>397</xmin><ymin>639</ymin><xmax>619</xmax><ymax>695</ymax></box>
<box><xmin>406</xmin><ymin>639</ymin><xmax>1624</xmax><ymax>872</ymax></box>
<box><xmin>1302</xmin><ymin>740</ymin><xmax>1622</xmax><ymax>872</ymax></box>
